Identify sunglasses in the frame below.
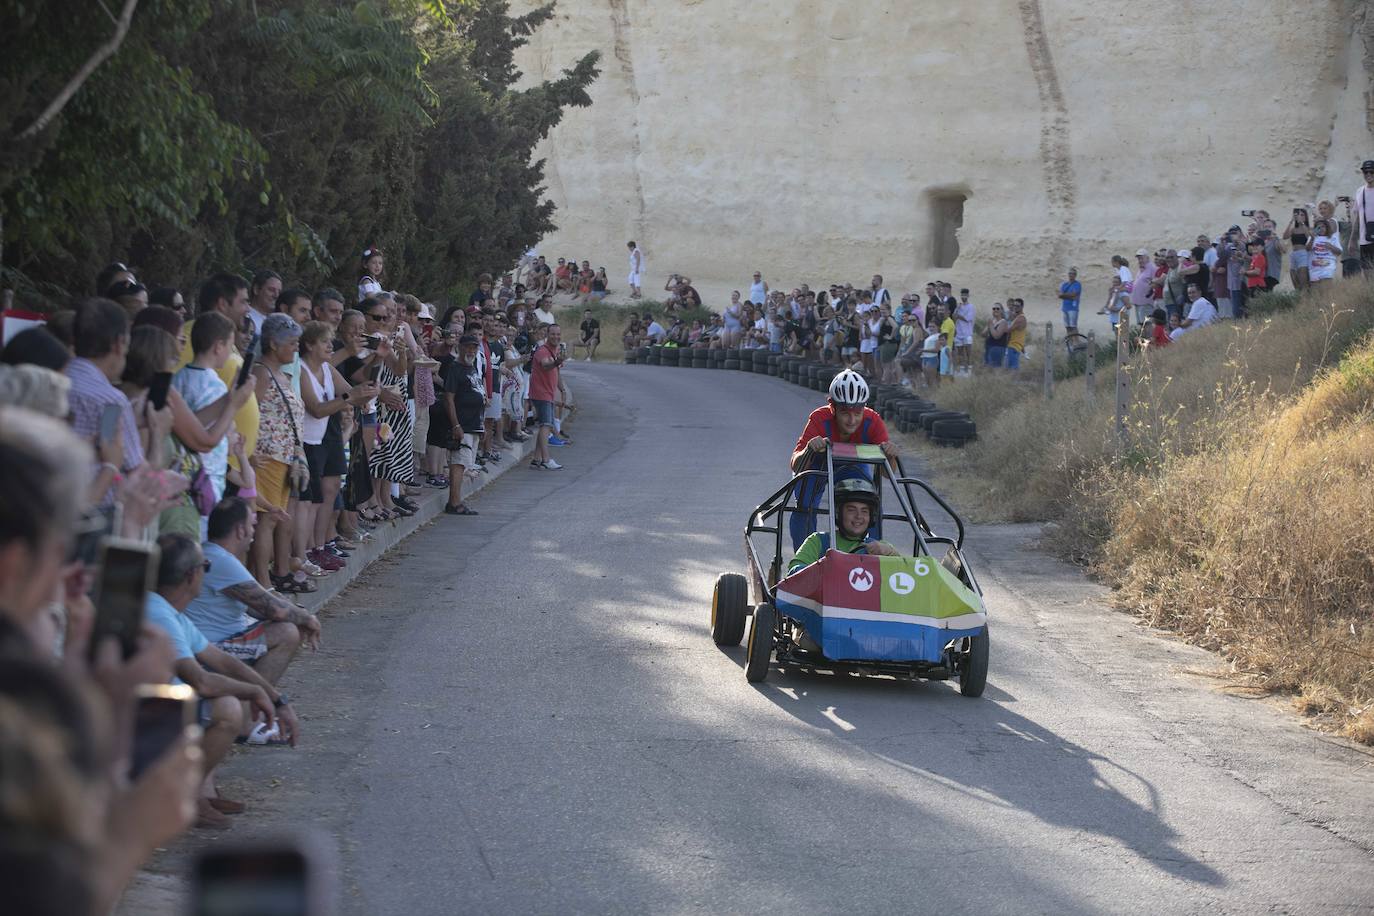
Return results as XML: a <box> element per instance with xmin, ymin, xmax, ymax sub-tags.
<box><xmin>366</xmin><ymin>313</ymin><xmax>386</xmax><ymax>320</ymax></box>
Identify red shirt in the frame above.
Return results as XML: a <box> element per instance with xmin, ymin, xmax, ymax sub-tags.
<box><xmin>529</xmin><ymin>343</ymin><xmax>560</xmax><ymax>403</ymax></box>
<box><xmin>1151</xmin><ymin>324</ymin><xmax>1171</xmax><ymax>348</ymax></box>
<box><xmin>793</xmin><ymin>405</ymin><xmax>889</xmax><ymax>455</ymax></box>
<box><xmin>1246</xmin><ymin>253</ymin><xmax>1268</xmax><ymax>289</ymax></box>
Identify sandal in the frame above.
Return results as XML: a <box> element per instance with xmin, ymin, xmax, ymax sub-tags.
<box><xmin>272</xmin><ymin>574</ymin><xmax>315</xmax><ymax>595</ymax></box>
<box><xmin>357</xmin><ymin>507</ymin><xmax>386</xmax><ymax>524</ymax></box>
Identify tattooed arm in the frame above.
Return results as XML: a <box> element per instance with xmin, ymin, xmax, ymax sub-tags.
<box><xmin>222</xmin><ymin>581</ymin><xmax>323</xmax><ymax>649</ymax></box>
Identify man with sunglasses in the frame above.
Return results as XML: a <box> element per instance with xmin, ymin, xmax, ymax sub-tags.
<box><xmin>787</xmin><ymin>369</ymin><xmax>897</xmax><ymax>549</ymax></box>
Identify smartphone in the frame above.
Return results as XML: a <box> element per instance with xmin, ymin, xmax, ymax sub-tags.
<box><xmin>99</xmin><ymin>403</ymin><xmax>122</xmax><ymax>448</ymax></box>
<box><xmin>129</xmin><ymin>683</ymin><xmax>195</xmax><ymax>780</ymax></box>
<box><xmin>367</xmin><ymin>364</ymin><xmax>382</xmax><ymax>384</ymax></box>
<box><xmin>148</xmin><ymin>371</ymin><xmax>173</xmax><ymax>411</ymax></box>
<box><xmin>236</xmin><ymin>348</ymin><xmax>257</xmax><ymax>389</ymax></box>
<box><xmin>1241</xmin><ymin>209</ymin><xmax>1256</xmax><ymax>217</ymax></box>
<box><xmin>89</xmin><ymin>537</ymin><xmax>159</xmax><ymax>662</ymax></box>
<box><xmin>362</xmin><ymin>335</ymin><xmax>381</xmax><ymax>351</ymax></box>
<box><xmin>192</xmin><ymin>836</ymin><xmax>335</xmax><ymax>916</ymax></box>
<box><xmin>67</xmin><ymin>508</ymin><xmax>112</xmax><ymax>567</ymax></box>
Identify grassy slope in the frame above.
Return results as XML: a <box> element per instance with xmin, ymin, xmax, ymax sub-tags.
<box><xmin>901</xmin><ymin>280</ymin><xmax>1374</xmax><ymax>743</ymax></box>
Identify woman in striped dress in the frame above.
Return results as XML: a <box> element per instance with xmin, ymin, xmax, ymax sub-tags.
<box><xmin>363</xmin><ymin>296</ymin><xmax>417</xmax><ymax>517</ymax></box>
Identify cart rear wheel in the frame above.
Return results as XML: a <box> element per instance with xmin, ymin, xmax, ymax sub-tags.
<box><xmin>958</xmin><ymin>626</ymin><xmax>990</xmax><ymax>697</ymax></box>
<box><xmin>710</xmin><ymin>573</ymin><xmax>748</xmax><ymax>646</ymax></box>
<box><xmin>744</xmin><ymin>602</ymin><xmax>775</xmax><ymax>682</ymax></box>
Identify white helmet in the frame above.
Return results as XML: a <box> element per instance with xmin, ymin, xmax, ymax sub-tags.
<box><xmin>828</xmin><ymin>369</ymin><xmax>869</xmax><ymax>407</ymax></box>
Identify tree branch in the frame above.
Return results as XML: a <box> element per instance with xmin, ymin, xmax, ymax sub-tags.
<box><xmin>16</xmin><ymin>0</ymin><xmax>141</xmax><ymax>142</ymax></box>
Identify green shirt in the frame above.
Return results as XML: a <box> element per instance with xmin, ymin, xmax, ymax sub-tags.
<box><xmin>789</xmin><ymin>531</ymin><xmax>895</xmax><ymax>573</ymax></box>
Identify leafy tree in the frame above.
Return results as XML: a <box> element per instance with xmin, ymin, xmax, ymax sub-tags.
<box><xmin>1</xmin><ymin>0</ymin><xmax>598</xmax><ymax>307</ymax></box>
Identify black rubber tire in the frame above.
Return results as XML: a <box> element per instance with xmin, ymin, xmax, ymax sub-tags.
<box><xmin>711</xmin><ymin>573</ymin><xmax>748</xmax><ymax>646</ymax></box>
<box><xmin>693</xmin><ymin>359</ymin><xmax>709</xmax><ymax>369</ymax></box>
<box><xmin>883</xmin><ymin>399</ymin><xmax>916</xmax><ymax>420</ymax></box>
<box><xmin>661</xmin><ymin>348</ymin><xmax>680</xmax><ymax>365</ymax></box>
<box><xmin>921</xmin><ymin>410</ymin><xmax>969</xmax><ymax>431</ymax></box>
<box><xmin>709</xmin><ymin>349</ymin><xmax>725</xmax><ymax>364</ymax></box>
<box><xmin>930</xmin><ymin>435</ymin><xmax>971</xmax><ymax>448</ymax></box>
<box><xmin>768</xmin><ymin>365</ymin><xmax>779</xmax><ymax>376</ymax></box>
<box><xmin>959</xmin><ymin>626</ymin><xmax>990</xmax><ymax>697</ymax></box>
<box><xmin>931</xmin><ymin>419</ymin><xmax>977</xmax><ymax>438</ymax></box>
<box><xmin>623</xmin><ymin>353</ymin><xmax>637</xmax><ymax>364</ymax></box>
<box><xmin>897</xmin><ymin>419</ymin><xmax>912</xmax><ymax>434</ymax></box>
<box><xmin>723</xmin><ymin>359</ymin><xmax>741</xmax><ymax>370</ymax></box>
<box><xmin>645</xmin><ymin>356</ymin><xmax>660</xmax><ymax>366</ymax></box>
<box><xmin>744</xmin><ymin>601</ymin><xmax>774</xmax><ymax>683</ymax></box>
<box><xmin>638</xmin><ymin>347</ymin><xmax>651</xmax><ymax>361</ymax></box>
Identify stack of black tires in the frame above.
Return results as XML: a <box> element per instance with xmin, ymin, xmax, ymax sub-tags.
<box><xmin>871</xmin><ymin>385</ymin><xmax>978</xmax><ymax>448</ymax></box>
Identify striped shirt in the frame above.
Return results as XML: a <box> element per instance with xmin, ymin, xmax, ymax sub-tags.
<box><xmin>65</xmin><ymin>357</ymin><xmax>144</xmax><ymax>503</ymax></box>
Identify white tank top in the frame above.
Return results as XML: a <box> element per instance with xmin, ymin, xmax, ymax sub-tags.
<box><xmin>302</xmin><ymin>362</ymin><xmax>333</xmax><ymax>445</ymax></box>
<box><xmin>749</xmin><ymin>280</ymin><xmax>767</xmax><ymax>304</ymax></box>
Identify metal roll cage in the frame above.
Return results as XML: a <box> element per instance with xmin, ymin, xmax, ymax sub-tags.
<box><xmin>743</xmin><ymin>447</ymin><xmax>980</xmax><ymax>606</ymax></box>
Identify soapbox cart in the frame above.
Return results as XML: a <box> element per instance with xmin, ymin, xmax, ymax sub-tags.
<box><xmin>709</xmin><ymin>443</ymin><xmax>989</xmax><ymax>695</ymax></box>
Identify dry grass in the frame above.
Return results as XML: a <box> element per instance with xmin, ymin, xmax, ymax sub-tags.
<box><xmin>907</xmin><ymin>278</ymin><xmax>1374</xmax><ymax>743</ymax></box>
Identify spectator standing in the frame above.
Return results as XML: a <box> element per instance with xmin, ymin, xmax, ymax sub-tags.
<box><xmin>984</xmin><ymin>303</ymin><xmax>1009</xmax><ymax>368</ymax></box>
<box><xmin>1222</xmin><ymin>227</ymin><xmax>1247</xmax><ymax>319</ymax></box>
<box><xmin>1308</xmin><ymin>217</ymin><xmax>1343</xmax><ymax>291</ymax></box>
<box><xmin>184</xmin><ymin>273</ymin><xmax>259</xmax><ymax>466</ymax></box>
<box><xmin>1129</xmin><ymin>248</ymin><xmax>1156</xmax><ymax>325</ymax></box>
<box><xmin>362</xmin><ymin>298</ymin><xmax>415</xmax><ymax>519</ymax></box>
<box><xmin>65</xmin><ymin>298</ymin><xmax>148</xmax><ymax>504</ymax></box>
<box><xmin>1058</xmin><ymin>268</ymin><xmax>1081</xmax><ymax>334</ymax></box>
<box><xmin>1243</xmin><ymin>238</ymin><xmax>1267</xmax><ymax>314</ymax></box>
<box><xmin>435</xmin><ymin>334</ymin><xmax>487</xmax><ymax>515</ymax></box>
<box><xmin>528</xmin><ymin>325</ymin><xmax>567</xmax><ymax>470</ymax></box>
<box><xmin>1283</xmin><ymin>208</ymin><xmax>1312</xmax><ymax>291</ymax></box>
<box><xmin>358</xmin><ymin>247</ymin><xmax>384</xmax><ymax>303</ymax></box>
<box><xmin>246</xmin><ymin>270</ymin><xmax>282</xmax><ymax>334</ymax></box>
<box><xmin>749</xmin><ymin>271</ymin><xmax>769</xmax><ymax>305</ymax></box>
<box><xmin>627</xmin><ymin>241</ymin><xmax>644</xmax><ymax>299</ymax></box>
<box><xmin>1261</xmin><ymin>223</ymin><xmax>1283</xmax><ymax>291</ymax></box>
<box><xmin>1006</xmin><ymin>300</ymin><xmax>1028</xmax><ymax>370</ymax></box>
<box><xmin>1160</xmin><ymin>251</ymin><xmax>1186</xmax><ymax>321</ymax></box>
<box><xmin>1355</xmin><ymin>160</ymin><xmax>1374</xmax><ymax>271</ymax></box>
<box><xmin>250</xmin><ymin>314</ymin><xmax>309</xmax><ymax>594</ymax></box>
<box><xmin>953</xmin><ymin>289</ymin><xmax>975</xmax><ymax>376</ymax></box>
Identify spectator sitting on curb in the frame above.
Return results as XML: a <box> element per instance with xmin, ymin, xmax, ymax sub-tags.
<box><xmin>145</xmin><ymin>533</ymin><xmax>299</xmax><ymax>827</ymax></box>
<box><xmin>184</xmin><ymin>498</ymin><xmax>319</xmax><ymax>742</ymax></box>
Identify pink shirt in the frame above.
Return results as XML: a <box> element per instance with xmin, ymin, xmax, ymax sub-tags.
<box><xmin>529</xmin><ymin>343</ymin><xmax>560</xmax><ymax>403</ymax></box>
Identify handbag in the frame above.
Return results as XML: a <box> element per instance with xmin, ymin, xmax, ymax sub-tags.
<box><xmin>267</xmin><ymin>370</ymin><xmax>310</xmax><ymax>496</ymax></box>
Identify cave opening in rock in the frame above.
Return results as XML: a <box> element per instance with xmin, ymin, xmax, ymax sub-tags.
<box><xmin>929</xmin><ymin>191</ymin><xmax>966</xmax><ymax>269</ymax></box>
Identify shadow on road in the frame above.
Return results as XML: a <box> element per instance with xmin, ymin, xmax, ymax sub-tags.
<box><xmin>727</xmin><ymin>652</ymin><xmax>1225</xmax><ymax>888</ymax></box>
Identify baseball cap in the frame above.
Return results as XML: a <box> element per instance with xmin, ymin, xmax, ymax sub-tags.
<box><xmin>458</xmin><ymin>334</ymin><xmax>479</xmax><ymax>346</ymax></box>
<box><xmin>1177</xmin><ymin>249</ymin><xmax>1190</xmax><ymax>258</ymax></box>
<box><xmin>1135</xmin><ymin>248</ymin><xmax>1149</xmax><ymax>257</ymax></box>
<box><xmin>417</xmin><ymin>303</ymin><xmax>434</xmax><ymax>321</ymax></box>
<box><xmin>1361</xmin><ymin>159</ymin><xmax>1374</xmax><ymax>172</ymax></box>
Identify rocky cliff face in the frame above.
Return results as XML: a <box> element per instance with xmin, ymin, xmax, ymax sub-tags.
<box><xmin>516</xmin><ymin>0</ymin><xmax>1374</xmax><ymax>307</ymax></box>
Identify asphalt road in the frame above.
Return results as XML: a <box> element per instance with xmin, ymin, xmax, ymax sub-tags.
<box><xmin>244</xmin><ymin>361</ymin><xmax>1374</xmax><ymax>915</ymax></box>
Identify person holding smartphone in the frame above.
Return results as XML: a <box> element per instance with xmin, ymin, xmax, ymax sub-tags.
<box><xmin>527</xmin><ymin>324</ymin><xmax>567</xmax><ymax>470</ymax></box>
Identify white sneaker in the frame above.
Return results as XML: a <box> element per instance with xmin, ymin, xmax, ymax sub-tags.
<box><xmin>246</xmin><ymin>721</ymin><xmax>281</xmax><ymax>746</ymax></box>
<box><xmin>543</xmin><ymin>459</ymin><xmax>564</xmax><ymax>470</ymax></box>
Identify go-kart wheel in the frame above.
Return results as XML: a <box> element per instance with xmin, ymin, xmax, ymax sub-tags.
<box><xmin>711</xmin><ymin>573</ymin><xmax>748</xmax><ymax>646</ymax></box>
<box><xmin>744</xmin><ymin>602</ymin><xmax>775</xmax><ymax>683</ymax></box>
<box><xmin>958</xmin><ymin>625</ymin><xmax>990</xmax><ymax>697</ymax></box>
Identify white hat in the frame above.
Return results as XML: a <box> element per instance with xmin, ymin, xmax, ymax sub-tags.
<box><xmin>1135</xmin><ymin>248</ymin><xmax>1150</xmax><ymax>257</ymax></box>
<box><xmin>1176</xmin><ymin>249</ymin><xmax>1190</xmax><ymax>258</ymax></box>
<box><xmin>417</xmin><ymin>303</ymin><xmax>434</xmax><ymax>321</ymax></box>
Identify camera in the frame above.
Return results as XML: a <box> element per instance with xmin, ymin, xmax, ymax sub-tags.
<box><xmin>1240</xmin><ymin>209</ymin><xmax>1256</xmax><ymax>217</ymax></box>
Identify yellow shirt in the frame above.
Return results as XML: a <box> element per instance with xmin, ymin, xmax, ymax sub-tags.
<box><xmin>940</xmin><ymin>317</ymin><xmax>956</xmax><ymax>351</ymax></box>
<box><xmin>180</xmin><ymin>319</ymin><xmax>259</xmax><ymax>465</ymax></box>
<box><xmin>1007</xmin><ymin>319</ymin><xmax>1027</xmax><ymax>353</ymax></box>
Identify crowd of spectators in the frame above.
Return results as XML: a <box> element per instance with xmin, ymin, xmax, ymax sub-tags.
<box><xmin>0</xmin><ymin>245</ymin><xmax>582</xmax><ymax>911</ymax></box>
<box><xmin>624</xmin><ymin>166</ymin><xmax>1374</xmax><ymax>388</ymax></box>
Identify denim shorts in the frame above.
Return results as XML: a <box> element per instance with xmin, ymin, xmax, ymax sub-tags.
<box><xmin>1061</xmin><ymin>307</ymin><xmax>1079</xmax><ymax>328</ymax></box>
<box><xmin>985</xmin><ymin>345</ymin><xmax>1006</xmax><ymax>367</ymax></box>
<box><xmin>1006</xmin><ymin>348</ymin><xmax>1023</xmax><ymax>370</ymax></box>
<box><xmin>531</xmin><ymin>398</ymin><xmax>555</xmax><ymax>427</ymax></box>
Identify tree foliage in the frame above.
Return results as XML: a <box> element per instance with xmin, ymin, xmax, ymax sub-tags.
<box><xmin>0</xmin><ymin>0</ymin><xmax>599</xmax><ymax>304</ymax></box>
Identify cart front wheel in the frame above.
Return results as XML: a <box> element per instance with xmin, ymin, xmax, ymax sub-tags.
<box><xmin>745</xmin><ymin>602</ymin><xmax>775</xmax><ymax>683</ymax></box>
<box><xmin>711</xmin><ymin>573</ymin><xmax>748</xmax><ymax>646</ymax></box>
<box><xmin>958</xmin><ymin>626</ymin><xmax>990</xmax><ymax>697</ymax></box>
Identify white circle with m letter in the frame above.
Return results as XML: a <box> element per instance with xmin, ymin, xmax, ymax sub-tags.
<box><xmin>848</xmin><ymin>568</ymin><xmax>874</xmax><ymax>592</ymax></box>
